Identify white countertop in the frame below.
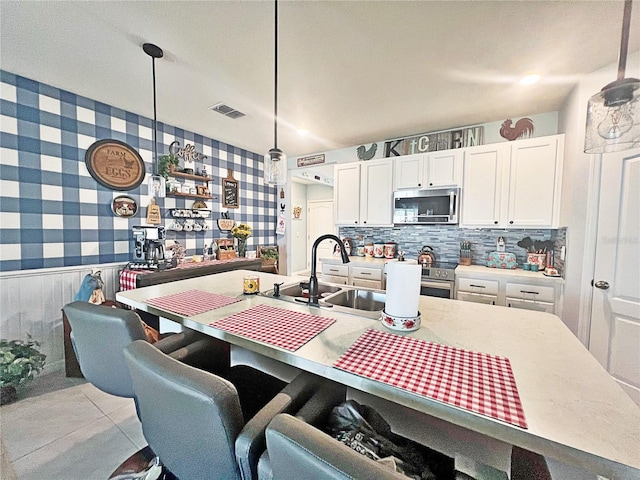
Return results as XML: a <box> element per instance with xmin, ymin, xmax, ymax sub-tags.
<box><xmin>456</xmin><ymin>265</ymin><xmax>565</xmax><ymax>284</ymax></box>
<box><xmin>116</xmin><ymin>270</ymin><xmax>638</xmax><ymax>478</ymax></box>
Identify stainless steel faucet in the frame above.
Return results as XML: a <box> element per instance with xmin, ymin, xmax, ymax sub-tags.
<box><xmin>304</xmin><ymin>234</ymin><xmax>349</xmax><ymax>306</ymax></box>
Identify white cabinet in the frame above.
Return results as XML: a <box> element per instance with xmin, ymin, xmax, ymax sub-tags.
<box><xmin>335</xmin><ymin>159</ymin><xmax>394</xmax><ymax>226</ymax></box>
<box><xmin>321</xmin><ymin>260</ymin><xmax>386</xmax><ymax>290</ymax></box>
<box><xmin>393</xmin><ymin>151</ymin><xmax>462</xmax><ymax>190</ymax></box>
<box><xmin>461</xmin><ymin>135</ymin><xmax>564</xmax><ymax>228</ymax></box>
<box><xmin>455</xmin><ymin>266</ymin><xmax>563</xmax><ymax>316</ymax></box>
<box><xmin>350</xmin><ymin>265</ymin><xmax>384</xmax><ymax>289</ymax></box>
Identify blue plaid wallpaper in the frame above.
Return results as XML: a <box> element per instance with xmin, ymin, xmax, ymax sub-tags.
<box><xmin>0</xmin><ymin>70</ymin><xmax>277</xmax><ymax>272</ymax></box>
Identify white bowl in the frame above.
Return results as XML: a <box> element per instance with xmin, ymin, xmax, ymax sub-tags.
<box><xmin>380</xmin><ymin>310</ymin><xmax>421</xmax><ymax>332</ymax></box>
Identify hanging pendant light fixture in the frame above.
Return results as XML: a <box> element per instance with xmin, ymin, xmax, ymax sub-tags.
<box><xmin>143</xmin><ymin>42</ymin><xmax>167</xmax><ymax>197</ymax></box>
<box><xmin>264</xmin><ymin>0</ymin><xmax>288</xmax><ymax>186</ymax></box>
<box><xmin>584</xmin><ymin>0</ymin><xmax>640</xmax><ymax>153</ymax></box>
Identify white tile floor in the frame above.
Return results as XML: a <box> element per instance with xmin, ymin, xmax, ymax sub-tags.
<box><xmin>1</xmin><ymin>370</ymin><xmax>145</xmax><ymax>480</ymax></box>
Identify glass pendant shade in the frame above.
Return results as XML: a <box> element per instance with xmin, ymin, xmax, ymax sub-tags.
<box><xmin>585</xmin><ymin>78</ymin><xmax>640</xmax><ymax>153</ymax></box>
<box><xmin>264</xmin><ymin>148</ymin><xmax>288</xmax><ymax>185</ymax></box>
<box><xmin>148</xmin><ymin>174</ymin><xmax>166</xmax><ymax>198</ymax></box>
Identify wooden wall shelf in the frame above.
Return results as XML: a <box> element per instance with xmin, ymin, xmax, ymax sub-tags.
<box><xmin>167</xmin><ymin>192</ymin><xmax>216</xmax><ymax>200</ymax></box>
<box><xmin>168</xmin><ymin>171</ymin><xmax>213</xmax><ymax>182</ymax></box>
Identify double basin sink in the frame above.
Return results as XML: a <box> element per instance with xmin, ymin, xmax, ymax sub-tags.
<box><xmin>261</xmin><ymin>281</ymin><xmax>385</xmax><ymax>320</ymax></box>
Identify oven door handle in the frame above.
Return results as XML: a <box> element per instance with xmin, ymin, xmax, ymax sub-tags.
<box><xmin>421</xmin><ymin>280</ymin><xmax>453</xmax><ymax>291</ymax></box>
<box><xmin>449</xmin><ymin>191</ymin><xmax>455</xmax><ymax>220</ymax></box>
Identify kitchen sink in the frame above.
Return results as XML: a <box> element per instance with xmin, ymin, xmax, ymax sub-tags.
<box><xmin>322</xmin><ymin>289</ymin><xmax>386</xmax><ymax>312</ymax></box>
<box><xmin>261</xmin><ymin>282</ymin><xmax>385</xmax><ymax>320</ymax></box>
<box><xmin>277</xmin><ymin>282</ymin><xmax>343</xmax><ymax>299</ymax></box>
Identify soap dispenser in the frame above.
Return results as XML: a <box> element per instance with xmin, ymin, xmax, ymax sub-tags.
<box><xmin>497</xmin><ymin>236</ymin><xmax>506</xmax><ymax>252</ymax></box>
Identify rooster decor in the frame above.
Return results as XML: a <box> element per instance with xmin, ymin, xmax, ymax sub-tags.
<box><xmin>499</xmin><ymin>118</ymin><xmax>534</xmax><ymax>141</ymax></box>
<box><xmin>357</xmin><ymin>143</ymin><xmax>377</xmax><ymax>161</ymax></box>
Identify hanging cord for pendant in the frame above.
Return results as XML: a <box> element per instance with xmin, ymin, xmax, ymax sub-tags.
<box><xmin>273</xmin><ymin>0</ymin><xmax>279</xmax><ymax>151</ymax></box>
<box><xmin>616</xmin><ymin>0</ymin><xmax>632</xmax><ymax>81</ymax></box>
<box><xmin>143</xmin><ymin>43</ymin><xmax>164</xmax><ymax>176</ymax></box>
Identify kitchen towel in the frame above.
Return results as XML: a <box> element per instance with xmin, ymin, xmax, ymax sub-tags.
<box><xmin>385</xmin><ymin>261</ymin><xmax>421</xmax><ymax>317</ymax></box>
<box><xmin>334</xmin><ymin>329</ymin><xmax>527</xmax><ymax>428</ymax></box>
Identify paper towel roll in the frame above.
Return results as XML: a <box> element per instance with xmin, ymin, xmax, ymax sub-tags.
<box><xmin>385</xmin><ymin>261</ymin><xmax>421</xmax><ymax>318</ymax></box>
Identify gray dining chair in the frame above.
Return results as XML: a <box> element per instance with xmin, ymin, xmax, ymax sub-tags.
<box><xmin>62</xmin><ymin>301</ymin><xmax>229</xmax><ymax>399</ymax></box>
<box><xmin>265</xmin><ymin>413</ymin><xmax>408</xmax><ymax>480</ymax></box>
<box><xmin>124</xmin><ymin>339</ymin><xmax>327</xmax><ymax>480</ymax></box>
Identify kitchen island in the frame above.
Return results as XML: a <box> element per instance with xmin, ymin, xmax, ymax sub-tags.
<box><xmin>116</xmin><ymin>270</ymin><xmax>639</xmax><ymax>479</ymax></box>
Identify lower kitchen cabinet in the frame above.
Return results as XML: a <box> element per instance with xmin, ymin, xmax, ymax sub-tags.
<box><xmin>320</xmin><ymin>258</ymin><xmax>386</xmax><ymax>290</ymax></box>
<box><xmin>455</xmin><ymin>265</ymin><xmax>564</xmax><ymax>316</ymax></box>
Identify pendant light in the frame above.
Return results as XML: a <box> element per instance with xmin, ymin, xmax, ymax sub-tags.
<box><xmin>144</xmin><ymin>42</ymin><xmax>167</xmax><ymax>197</ymax></box>
<box><xmin>264</xmin><ymin>0</ymin><xmax>288</xmax><ymax>186</ymax></box>
<box><xmin>584</xmin><ymin>0</ymin><xmax>640</xmax><ymax>153</ymax></box>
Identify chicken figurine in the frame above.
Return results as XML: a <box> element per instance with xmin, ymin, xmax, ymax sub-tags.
<box><xmin>499</xmin><ymin>118</ymin><xmax>534</xmax><ymax>141</ymax></box>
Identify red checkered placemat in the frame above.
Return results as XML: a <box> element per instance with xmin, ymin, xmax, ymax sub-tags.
<box><xmin>145</xmin><ymin>290</ymin><xmax>240</xmax><ymax>317</ymax></box>
<box><xmin>209</xmin><ymin>304</ymin><xmax>335</xmax><ymax>351</ymax></box>
<box><xmin>334</xmin><ymin>329</ymin><xmax>527</xmax><ymax>428</ymax></box>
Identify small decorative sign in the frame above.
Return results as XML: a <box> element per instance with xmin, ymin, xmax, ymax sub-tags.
<box><xmin>297</xmin><ymin>154</ymin><xmax>325</xmax><ymax>167</ymax></box>
<box><xmin>146</xmin><ymin>198</ymin><xmax>162</xmax><ymax>225</ymax></box>
<box><xmin>111</xmin><ymin>195</ymin><xmax>138</xmax><ymax>217</ymax></box>
<box><xmin>169</xmin><ymin>141</ymin><xmax>207</xmax><ymax>165</ymax></box>
<box><xmin>85</xmin><ymin>139</ymin><xmax>146</xmax><ymax>190</ymax></box>
<box><xmin>383</xmin><ymin>126</ymin><xmax>484</xmax><ymax>157</ymax></box>
<box><xmin>222</xmin><ymin>169</ymin><xmax>239</xmax><ymax>208</ymax></box>
<box><xmin>293</xmin><ymin>205</ymin><xmax>302</xmax><ymax>220</ymax></box>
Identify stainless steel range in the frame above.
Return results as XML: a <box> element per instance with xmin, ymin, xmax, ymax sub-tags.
<box><xmin>420</xmin><ymin>262</ymin><xmax>457</xmax><ymax>299</ymax></box>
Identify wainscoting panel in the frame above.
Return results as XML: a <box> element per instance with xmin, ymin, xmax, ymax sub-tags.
<box><xmin>0</xmin><ymin>263</ymin><xmax>125</xmax><ymax>374</ymax></box>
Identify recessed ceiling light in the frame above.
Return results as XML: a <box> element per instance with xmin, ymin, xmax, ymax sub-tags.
<box><xmin>297</xmin><ymin>128</ymin><xmax>309</xmax><ymax>136</ymax></box>
<box><xmin>520</xmin><ymin>74</ymin><xmax>540</xmax><ymax>86</ymax></box>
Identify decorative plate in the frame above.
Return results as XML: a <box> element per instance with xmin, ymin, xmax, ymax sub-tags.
<box><xmin>85</xmin><ymin>139</ymin><xmax>146</xmax><ymax>191</ymax></box>
<box><xmin>111</xmin><ymin>195</ymin><xmax>138</xmax><ymax>217</ymax></box>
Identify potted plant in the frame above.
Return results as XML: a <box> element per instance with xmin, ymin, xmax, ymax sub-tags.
<box><xmin>158</xmin><ymin>154</ymin><xmax>180</xmax><ymax>181</ymax></box>
<box><xmin>260</xmin><ymin>247</ymin><xmax>279</xmax><ymax>266</ymax></box>
<box><xmin>1</xmin><ymin>335</ymin><xmax>46</xmax><ymax>405</ymax></box>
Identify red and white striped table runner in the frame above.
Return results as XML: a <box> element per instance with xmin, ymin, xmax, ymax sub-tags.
<box><xmin>334</xmin><ymin>329</ymin><xmax>527</xmax><ymax>428</ymax></box>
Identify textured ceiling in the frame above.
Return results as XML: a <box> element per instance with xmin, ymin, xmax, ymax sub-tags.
<box><xmin>2</xmin><ymin>1</ymin><xmax>638</xmax><ymax>157</ymax></box>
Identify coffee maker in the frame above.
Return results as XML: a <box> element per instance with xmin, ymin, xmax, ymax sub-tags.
<box><xmin>131</xmin><ymin>226</ymin><xmax>170</xmax><ymax>270</ymax></box>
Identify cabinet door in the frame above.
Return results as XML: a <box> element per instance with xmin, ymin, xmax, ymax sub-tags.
<box><xmin>426</xmin><ymin>150</ymin><xmax>462</xmax><ymax>187</ymax></box>
<box><xmin>507</xmin><ymin>135</ymin><xmax>563</xmax><ymax>228</ymax></box>
<box><xmin>460</xmin><ymin>144</ymin><xmax>509</xmax><ymax>227</ymax></box>
<box><xmin>321</xmin><ymin>274</ymin><xmax>349</xmax><ymax>285</ymax></box>
<box><xmin>334</xmin><ymin>163</ymin><xmax>361</xmax><ymax>225</ymax></box>
<box><xmin>393</xmin><ymin>154</ymin><xmax>424</xmax><ymax>189</ymax></box>
<box><xmin>360</xmin><ymin>159</ymin><xmax>394</xmax><ymax>226</ymax></box>
<box><xmin>507</xmin><ymin>298</ymin><xmax>555</xmax><ymax>314</ymax></box>
<box><xmin>457</xmin><ymin>291</ymin><xmax>498</xmax><ymax>305</ymax></box>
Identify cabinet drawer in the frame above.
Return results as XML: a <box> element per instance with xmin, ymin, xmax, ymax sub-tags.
<box><xmin>457</xmin><ymin>278</ymin><xmax>499</xmax><ymax>295</ymax></box>
<box><xmin>321</xmin><ymin>263</ymin><xmax>349</xmax><ymax>277</ymax></box>
<box><xmin>506</xmin><ymin>283</ymin><xmax>555</xmax><ymax>303</ymax></box>
<box><xmin>350</xmin><ymin>266</ymin><xmax>383</xmax><ymax>281</ymax></box>
<box><xmin>457</xmin><ymin>291</ymin><xmax>498</xmax><ymax>305</ymax></box>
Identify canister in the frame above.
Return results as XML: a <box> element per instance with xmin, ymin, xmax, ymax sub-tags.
<box><xmin>243</xmin><ymin>275</ymin><xmax>260</xmax><ymax>294</ymax></box>
<box><xmin>383</xmin><ymin>242</ymin><xmax>396</xmax><ymax>259</ymax></box>
<box><xmin>373</xmin><ymin>243</ymin><xmax>385</xmax><ymax>258</ymax></box>
<box><xmin>364</xmin><ymin>243</ymin><xmax>374</xmax><ymax>257</ymax></box>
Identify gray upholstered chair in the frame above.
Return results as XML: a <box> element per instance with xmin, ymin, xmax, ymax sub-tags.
<box><xmin>265</xmin><ymin>413</ymin><xmax>408</xmax><ymax>480</ymax></box>
<box><xmin>62</xmin><ymin>301</ymin><xmax>227</xmax><ymax>399</ymax></box>
<box><xmin>123</xmin><ymin>339</ymin><xmax>326</xmax><ymax>480</ymax></box>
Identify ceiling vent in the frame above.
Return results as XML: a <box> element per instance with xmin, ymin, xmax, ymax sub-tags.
<box><xmin>209</xmin><ymin>103</ymin><xmax>246</xmax><ymax>119</ymax></box>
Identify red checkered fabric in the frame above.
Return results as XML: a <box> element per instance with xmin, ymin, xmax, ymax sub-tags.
<box><xmin>334</xmin><ymin>329</ymin><xmax>527</xmax><ymax>429</ymax></box>
<box><xmin>119</xmin><ymin>270</ymin><xmax>143</xmax><ymax>291</ymax></box>
<box><xmin>210</xmin><ymin>304</ymin><xmax>335</xmax><ymax>351</ymax></box>
<box><xmin>145</xmin><ymin>290</ymin><xmax>240</xmax><ymax>317</ymax></box>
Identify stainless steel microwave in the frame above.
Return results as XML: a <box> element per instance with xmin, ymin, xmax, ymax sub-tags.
<box><xmin>393</xmin><ymin>187</ymin><xmax>460</xmax><ymax>225</ymax></box>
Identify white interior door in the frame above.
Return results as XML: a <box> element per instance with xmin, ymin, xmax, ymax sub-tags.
<box><xmin>589</xmin><ymin>150</ymin><xmax>640</xmax><ymax>406</ymax></box>
<box><xmin>307</xmin><ymin>200</ymin><xmax>335</xmax><ymax>270</ymax></box>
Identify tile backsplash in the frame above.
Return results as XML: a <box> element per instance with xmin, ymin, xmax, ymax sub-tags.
<box><xmin>339</xmin><ymin>225</ymin><xmax>564</xmax><ymax>271</ymax></box>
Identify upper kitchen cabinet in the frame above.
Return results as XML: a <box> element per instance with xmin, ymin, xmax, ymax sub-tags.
<box><xmin>335</xmin><ymin>159</ymin><xmax>394</xmax><ymax>226</ymax></box>
<box><xmin>460</xmin><ymin>134</ymin><xmax>564</xmax><ymax>228</ymax></box>
<box><xmin>393</xmin><ymin>151</ymin><xmax>462</xmax><ymax>189</ymax></box>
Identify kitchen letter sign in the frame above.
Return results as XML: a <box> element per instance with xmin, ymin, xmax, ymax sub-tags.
<box><xmin>222</xmin><ymin>169</ymin><xmax>239</xmax><ymax>208</ymax></box>
<box><xmin>85</xmin><ymin>139</ymin><xmax>146</xmax><ymax>190</ymax></box>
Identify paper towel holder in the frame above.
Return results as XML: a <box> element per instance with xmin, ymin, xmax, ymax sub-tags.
<box><xmin>381</xmin><ymin>310</ymin><xmax>422</xmax><ymax>332</ymax></box>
